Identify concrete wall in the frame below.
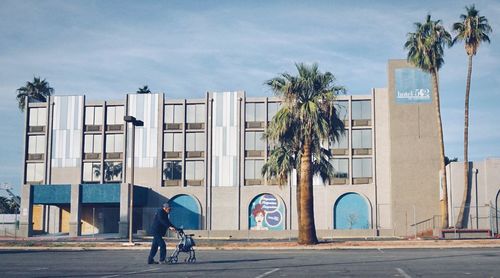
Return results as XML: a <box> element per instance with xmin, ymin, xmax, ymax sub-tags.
<box><xmin>374</xmin><ymin>88</ymin><xmax>393</xmax><ymax>230</ymax></box>
<box><xmin>388</xmin><ymin>60</ymin><xmax>441</xmax><ymax>236</ymax></box>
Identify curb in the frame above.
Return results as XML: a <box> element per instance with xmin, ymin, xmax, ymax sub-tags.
<box><xmin>1</xmin><ymin>244</ymin><xmax>500</xmax><ymax>251</ymax></box>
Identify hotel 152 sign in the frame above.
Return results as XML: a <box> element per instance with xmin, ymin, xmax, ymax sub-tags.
<box><xmin>395</xmin><ymin>68</ymin><xmax>432</xmax><ymax>104</ymax></box>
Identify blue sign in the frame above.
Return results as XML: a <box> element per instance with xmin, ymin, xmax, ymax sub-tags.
<box><xmin>395</xmin><ymin>68</ymin><xmax>432</xmax><ymax>104</ymax></box>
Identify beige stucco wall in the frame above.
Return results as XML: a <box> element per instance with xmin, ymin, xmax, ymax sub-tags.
<box><xmin>447</xmin><ymin>158</ymin><xmax>500</xmax><ymax>229</ymax></box>
<box><xmin>388</xmin><ymin>60</ymin><xmax>441</xmax><ymax>236</ymax></box>
<box><xmin>374</xmin><ymin>87</ymin><xmax>392</xmax><ymax>230</ymax></box>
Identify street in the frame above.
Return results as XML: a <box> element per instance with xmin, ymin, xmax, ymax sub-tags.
<box><xmin>0</xmin><ymin>248</ymin><xmax>499</xmax><ymax>277</ymax></box>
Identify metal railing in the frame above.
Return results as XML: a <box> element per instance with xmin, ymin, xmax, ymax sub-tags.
<box><xmin>410</xmin><ymin>215</ymin><xmax>441</xmax><ymax>237</ymax></box>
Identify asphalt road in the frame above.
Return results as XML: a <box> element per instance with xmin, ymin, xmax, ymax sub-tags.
<box><xmin>0</xmin><ymin>248</ymin><xmax>499</xmax><ymax>277</ymax></box>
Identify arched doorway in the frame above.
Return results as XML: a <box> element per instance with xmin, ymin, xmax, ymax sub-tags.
<box><xmin>334</xmin><ymin>193</ymin><xmax>370</xmax><ymax>229</ymax></box>
<box><xmin>168</xmin><ymin>194</ymin><xmax>201</xmax><ymax>230</ymax></box>
<box><xmin>249</xmin><ymin>193</ymin><xmax>285</xmax><ymax>231</ymax></box>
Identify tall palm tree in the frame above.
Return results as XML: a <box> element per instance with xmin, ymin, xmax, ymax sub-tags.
<box><xmin>16</xmin><ymin>77</ymin><xmax>54</xmax><ymax>111</ymax></box>
<box><xmin>405</xmin><ymin>14</ymin><xmax>452</xmax><ymax>228</ymax></box>
<box><xmin>136</xmin><ymin>85</ymin><xmax>151</xmax><ymax>94</ymax></box>
<box><xmin>265</xmin><ymin>63</ymin><xmax>345</xmax><ymax>244</ymax></box>
<box><xmin>452</xmin><ymin>5</ymin><xmax>492</xmax><ymax>229</ymax></box>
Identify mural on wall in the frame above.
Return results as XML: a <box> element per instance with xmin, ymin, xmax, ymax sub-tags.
<box><xmin>334</xmin><ymin>193</ymin><xmax>370</xmax><ymax>230</ymax></box>
<box><xmin>168</xmin><ymin>194</ymin><xmax>201</xmax><ymax>230</ymax></box>
<box><xmin>249</xmin><ymin>193</ymin><xmax>285</xmax><ymax>231</ymax></box>
<box><xmin>395</xmin><ymin>68</ymin><xmax>432</xmax><ymax>104</ymax></box>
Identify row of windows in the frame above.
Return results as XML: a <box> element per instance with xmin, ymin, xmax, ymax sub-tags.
<box><xmin>26</xmin><ymin>131</ymin><xmax>371</xmax><ymax>158</ymax></box>
<box><xmin>28</xmin><ymin>100</ymin><xmax>372</xmax><ymax>129</ymax></box>
<box><xmin>26</xmin><ymin>157</ymin><xmax>372</xmax><ymax>184</ymax></box>
<box><xmin>244</xmin><ymin>158</ymin><xmax>372</xmax><ymax>181</ymax></box>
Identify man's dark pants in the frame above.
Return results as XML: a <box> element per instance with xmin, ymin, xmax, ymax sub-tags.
<box><xmin>148</xmin><ymin>234</ymin><xmax>166</xmax><ymax>263</ymax></box>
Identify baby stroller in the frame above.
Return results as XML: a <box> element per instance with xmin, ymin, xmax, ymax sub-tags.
<box><xmin>167</xmin><ymin>229</ymin><xmax>196</xmax><ymax>264</ymax></box>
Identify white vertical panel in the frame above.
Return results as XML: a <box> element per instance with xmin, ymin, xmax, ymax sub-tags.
<box><xmin>51</xmin><ymin>96</ymin><xmax>83</xmax><ymax>168</ymax></box>
<box><xmin>126</xmin><ymin>93</ymin><xmax>160</xmax><ymax>168</ymax></box>
<box><xmin>212</xmin><ymin>92</ymin><xmax>239</xmax><ymax>187</ymax></box>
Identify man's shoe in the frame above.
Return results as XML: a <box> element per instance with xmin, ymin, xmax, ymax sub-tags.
<box><xmin>148</xmin><ymin>261</ymin><xmax>159</xmax><ymax>264</ymax></box>
<box><xmin>159</xmin><ymin>260</ymin><xmax>168</xmax><ymax>264</ymax></box>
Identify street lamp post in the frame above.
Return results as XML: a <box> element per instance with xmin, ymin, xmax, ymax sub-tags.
<box><xmin>124</xmin><ymin>116</ymin><xmax>143</xmax><ymax>244</ymax></box>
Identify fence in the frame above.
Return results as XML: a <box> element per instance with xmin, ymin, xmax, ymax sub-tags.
<box><xmin>0</xmin><ymin>213</ymin><xmax>19</xmax><ymax>238</ymax></box>
<box><xmin>450</xmin><ymin>204</ymin><xmax>497</xmax><ymax>231</ymax></box>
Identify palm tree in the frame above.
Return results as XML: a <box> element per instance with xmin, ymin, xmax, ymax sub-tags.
<box><xmin>16</xmin><ymin>77</ymin><xmax>54</xmax><ymax>111</ymax></box>
<box><xmin>136</xmin><ymin>85</ymin><xmax>151</xmax><ymax>94</ymax></box>
<box><xmin>405</xmin><ymin>14</ymin><xmax>452</xmax><ymax>228</ymax></box>
<box><xmin>262</xmin><ymin>141</ymin><xmax>336</xmax><ymax>230</ymax></box>
<box><xmin>452</xmin><ymin>5</ymin><xmax>492</xmax><ymax>229</ymax></box>
<box><xmin>265</xmin><ymin>63</ymin><xmax>345</xmax><ymax>244</ymax></box>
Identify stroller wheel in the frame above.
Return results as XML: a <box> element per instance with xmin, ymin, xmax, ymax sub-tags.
<box><xmin>169</xmin><ymin>257</ymin><xmax>178</xmax><ymax>264</ymax></box>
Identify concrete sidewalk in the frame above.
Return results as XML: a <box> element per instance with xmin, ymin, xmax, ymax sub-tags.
<box><xmin>0</xmin><ymin>238</ymin><xmax>499</xmax><ymax>250</ymax></box>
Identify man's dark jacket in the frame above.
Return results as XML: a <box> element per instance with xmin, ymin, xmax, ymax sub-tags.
<box><xmin>150</xmin><ymin>208</ymin><xmax>176</xmax><ymax>236</ymax></box>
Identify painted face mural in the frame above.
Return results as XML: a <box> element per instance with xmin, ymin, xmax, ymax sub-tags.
<box><xmin>249</xmin><ymin>194</ymin><xmax>285</xmax><ymax>231</ymax></box>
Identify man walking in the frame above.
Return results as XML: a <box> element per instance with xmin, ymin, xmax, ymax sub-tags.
<box><xmin>148</xmin><ymin>203</ymin><xmax>177</xmax><ymax>264</ymax></box>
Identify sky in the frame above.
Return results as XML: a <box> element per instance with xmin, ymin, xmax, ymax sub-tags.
<box><xmin>0</xmin><ymin>0</ymin><xmax>499</xmax><ymax>195</ymax></box>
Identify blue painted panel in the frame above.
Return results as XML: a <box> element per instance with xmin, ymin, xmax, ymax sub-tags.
<box><xmin>334</xmin><ymin>193</ymin><xmax>370</xmax><ymax>229</ymax></box>
<box><xmin>249</xmin><ymin>194</ymin><xmax>285</xmax><ymax>231</ymax></box>
<box><xmin>33</xmin><ymin>184</ymin><xmax>71</xmax><ymax>204</ymax></box>
<box><xmin>168</xmin><ymin>195</ymin><xmax>200</xmax><ymax>230</ymax></box>
<box><xmin>133</xmin><ymin>186</ymin><xmax>149</xmax><ymax>207</ymax></box>
<box><xmin>395</xmin><ymin>68</ymin><xmax>432</xmax><ymax>104</ymax></box>
<box><xmin>81</xmin><ymin>183</ymin><xmax>120</xmax><ymax>204</ymax></box>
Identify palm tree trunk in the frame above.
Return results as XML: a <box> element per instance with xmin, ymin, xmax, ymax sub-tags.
<box><xmin>456</xmin><ymin>54</ymin><xmax>474</xmax><ymax>228</ymax></box>
<box><xmin>298</xmin><ymin>138</ymin><xmax>318</xmax><ymax>245</ymax></box>
<box><xmin>296</xmin><ymin>171</ymin><xmax>301</xmax><ymax>230</ymax></box>
<box><xmin>431</xmin><ymin>68</ymin><xmax>449</xmax><ymax>228</ymax></box>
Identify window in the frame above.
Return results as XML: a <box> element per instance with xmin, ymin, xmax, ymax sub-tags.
<box><xmin>186</xmin><ymin>104</ymin><xmax>205</xmax><ymax>123</ymax></box>
<box><xmin>353</xmin><ymin>158</ymin><xmax>372</xmax><ymax>178</ymax></box>
<box><xmin>28</xmin><ymin>108</ymin><xmax>47</xmax><ymax>126</ymax></box>
<box><xmin>84</xmin><ymin>134</ymin><xmax>102</xmax><ymax>153</ymax></box>
<box><xmin>85</xmin><ymin>106</ymin><xmax>103</xmax><ymax>125</ymax></box>
<box><xmin>246</xmin><ymin>103</ymin><xmax>266</xmax><ymax>122</ymax></box>
<box><xmin>105</xmin><ymin>134</ymin><xmax>123</xmax><ymax>153</ymax></box>
<box><xmin>352</xmin><ymin>100</ymin><xmax>371</xmax><ymax>121</ymax></box>
<box><xmin>26</xmin><ymin>163</ymin><xmax>44</xmax><ymax>183</ymax></box>
<box><xmin>106</xmin><ymin>106</ymin><xmax>124</xmax><ymax>125</ymax></box>
<box><xmin>334</xmin><ymin>101</ymin><xmax>349</xmax><ymax>122</ymax></box>
<box><xmin>267</xmin><ymin>102</ymin><xmax>280</xmax><ymax>121</ymax></box>
<box><xmin>104</xmin><ymin>162</ymin><xmax>122</xmax><ymax>182</ymax></box>
<box><xmin>331</xmin><ymin>159</ymin><xmax>349</xmax><ymax>178</ymax></box>
<box><xmin>165</xmin><ymin>105</ymin><xmax>184</xmax><ymax>124</ymax></box>
<box><xmin>330</xmin><ymin>133</ymin><xmax>348</xmax><ymax>150</ymax></box>
<box><xmin>245</xmin><ymin>160</ymin><xmax>265</xmax><ymax>181</ymax></box>
<box><xmin>28</xmin><ymin>136</ymin><xmax>45</xmax><ymax>154</ymax></box>
<box><xmin>83</xmin><ymin>162</ymin><xmax>100</xmax><ymax>182</ymax></box>
<box><xmin>185</xmin><ymin>161</ymin><xmax>204</xmax><ymax>181</ymax></box>
<box><xmin>352</xmin><ymin>129</ymin><xmax>372</xmax><ymax>149</ymax></box>
<box><xmin>163</xmin><ymin>161</ymin><xmax>182</xmax><ymax>180</ymax></box>
<box><xmin>245</xmin><ymin>132</ymin><xmax>265</xmax><ymax>151</ymax></box>
<box><xmin>186</xmin><ymin>133</ymin><xmax>204</xmax><ymax>152</ymax></box>
<box><xmin>164</xmin><ymin>133</ymin><xmax>183</xmax><ymax>152</ymax></box>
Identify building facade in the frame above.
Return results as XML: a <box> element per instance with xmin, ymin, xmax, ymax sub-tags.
<box><xmin>19</xmin><ymin>60</ymin><xmax>444</xmax><ymax>238</ymax></box>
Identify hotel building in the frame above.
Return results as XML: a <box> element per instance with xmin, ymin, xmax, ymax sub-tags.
<box><xmin>19</xmin><ymin>60</ymin><xmax>445</xmax><ymax>238</ymax></box>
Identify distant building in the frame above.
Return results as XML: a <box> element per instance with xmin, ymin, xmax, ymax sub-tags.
<box><xmin>19</xmin><ymin>60</ymin><xmax>448</xmax><ymax>238</ymax></box>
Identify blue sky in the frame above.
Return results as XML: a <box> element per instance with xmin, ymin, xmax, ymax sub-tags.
<box><xmin>1</xmin><ymin>0</ymin><xmax>499</xmax><ymax>194</ymax></box>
